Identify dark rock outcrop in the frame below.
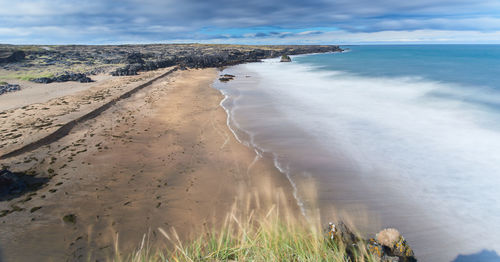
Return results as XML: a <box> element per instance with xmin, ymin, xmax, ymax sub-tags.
<box><xmin>0</xmin><ymin>83</ymin><xmax>21</xmax><ymax>95</ymax></box>
<box><xmin>219</xmin><ymin>74</ymin><xmax>235</xmax><ymax>82</ymax></box>
<box><xmin>280</xmin><ymin>54</ymin><xmax>292</xmax><ymax>62</ymax></box>
<box><xmin>63</xmin><ymin>214</ymin><xmax>77</xmax><ymax>224</ymax></box>
<box><xmin>389</xmin><ymin>236</ymin><xmax>416</xmax><ymax>261</ymax></box>
<box><xmin>326</xmin><ymin>222</ymin><xmax>417</xmax><ymax>262</ymax></box>
<box><xmin>0</xmin><ymin>50</ymin><xmax>25</xmax><ymax>63</ymax></box>
<box><xmin>111</xmin><ymin>45</ymin><xmax>342</xmax><ymax>76</ymax></box>
<box><xmin>376</xmin><ymin>228</ymin><xmax>416</xmax><ymax>261</ymax></box>
<box><xmin>125</xmin><ymin>52</ymin><xmax>145</xmax><ymax>64</ymax></box>
<box><xmin>332</xmin><ymin>222</ymin><xmax>358</xmax><ymax>247</ymax></box>
<box><xmin>31</xmin><ymin>73</ymin><xmax>93</xmax><ymax>84</ymax></box>
<box><xmin>0</xmin><ymin>169</ymin><xmax>48</xmax><ymax>202</ymax></box>
<box><xmin>111</xmin><ymin>63</ymin><xmax>144</xmax><ymax>76</ymax></box>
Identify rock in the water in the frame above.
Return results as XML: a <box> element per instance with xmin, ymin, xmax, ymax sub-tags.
<box><xmin>280</xmin><ymin>54</ymin><xmax>292</xmax><ymax>62</ymax></box>
<box><xmin>219</xmin><ymin>74</ymin><xmax>235</xmax><ymax>82</ymax></box>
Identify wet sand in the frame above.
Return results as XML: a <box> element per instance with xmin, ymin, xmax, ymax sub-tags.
<box><xmin>0</xmin><ymin>68</ymin><xmax>297</xmax><ymax>261</ymax></box>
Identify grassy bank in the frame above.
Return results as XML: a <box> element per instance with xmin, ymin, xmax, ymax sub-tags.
<box><xmin>113</xmin><ymin>194</ymin><xmax>381</xmax><ymax>262</ymax></box>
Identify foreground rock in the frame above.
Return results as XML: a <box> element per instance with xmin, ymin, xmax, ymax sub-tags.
<box><xmin>0</xmin><ymin>83</ymin><xmax>20</xmax><ymax>95</ymax></box>
<box><xmin>377</xmin><ymin>228</ymin><xmax>416</xmax><ymax>261</ymax></box>
<box><xmin>327</xmin><ymin>222</ymin><xmax>417</xmax><ymax>261</ymax></box>
<box><xmin>31</xmin><ymin>73</ymin><xmax>93</xmax><ymax>84</ymax></box>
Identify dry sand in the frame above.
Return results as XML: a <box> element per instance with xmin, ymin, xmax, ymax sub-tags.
<box><xmin>0</xmin><ymin>68</ymin><xmax>297</xmax><ymax>261</ymax></box>
<box><xmin>0</xmin><ymin>69</ymin><xmax>173</xmax><ymax>154</ymax></box>
<box><xmin>0</xmin><ymin>74</ymin><xmax>113</xmax><ymax>112</ymax></box>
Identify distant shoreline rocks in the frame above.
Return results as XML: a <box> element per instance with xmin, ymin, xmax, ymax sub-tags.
<box><xmin>31</xmin><ymin>72</ymin><xmax>93</xmax><ymax>84</ymax></box>
<box><xmin>0</xmin><ymin>44</ymin><xmax>342</xmax><ymax>80</ymax></box>
<box><xmin>111</xmin><ymin>45</ymin><xmax>342</xmax><ymax>76</ymax></box>
<box><xmin>219</xmin><ymin>74</ymin><xmax>235</xmax><ymax>82</ymax></box>
<box><xmin>280</xmin><ymin>54</ymin><xmax>292</xmax><ymax>62</ymax></box>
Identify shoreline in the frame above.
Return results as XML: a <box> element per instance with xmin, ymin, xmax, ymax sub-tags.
<box><xmin>0</xmin><ymin>68</ymin><xmax>299</xmax><ymax>261</ymax></box>
<box><xmin>215</xmin><ymin>86</ymin><xmax>308</xmax><ymax>217</ymax></box>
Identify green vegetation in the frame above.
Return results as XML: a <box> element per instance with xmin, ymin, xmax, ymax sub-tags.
<box><xmin>0</xmin><ymin>72</ymin><xmax>54</xmax><ymax>81</ymax></box>
<box><xmin>113</xmin><ymin>196</ymin><xmax>379</xmax><ymax>262</ymax></box>
<box><xmin>18</xmin><ymin>73</ymin><xmax>54</xmax><ymax>81</ymax></box>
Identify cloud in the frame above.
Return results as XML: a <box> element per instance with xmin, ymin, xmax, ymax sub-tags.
<box><xmin>0</xmin><ymin>0</ymin><xmax>499</xmax><ymax>44</ymax></box>
<box><xmin>202</xmin><ymin>29</ymin><xmax>500</xmax><ymax>45</ymax></box>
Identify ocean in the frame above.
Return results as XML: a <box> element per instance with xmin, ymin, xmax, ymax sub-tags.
<box><xmin>213</xmin><ymin>45</ymin><xmax>500</xmax><ymax>261</ymax></box>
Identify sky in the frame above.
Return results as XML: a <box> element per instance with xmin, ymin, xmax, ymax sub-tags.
<box><xmin>1</xmin><ymin>0</ymin><xmax>500</xmax><ymax>44</ymax></box>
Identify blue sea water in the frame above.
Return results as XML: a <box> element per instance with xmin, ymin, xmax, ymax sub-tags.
<box><xmin>298</xmin><ymin>45</ymin><xmax>500</xmax><ymax>88</ymax></box>
<box><xmin>215</xmin><ymin>45</ymin><xmax>500</xmax><ymax>261</ymax></box>
<box><xmin>297</xmin><ymin>45</ymin><xmax>500</xmax><ymax>115</ymax></box>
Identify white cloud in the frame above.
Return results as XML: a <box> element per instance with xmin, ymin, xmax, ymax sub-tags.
<box><xmin>0</xmin><ymin>0</ymin><xmax>104</xmax><ymax>16</ymax></box>
<box><xmin>145</xmin><ymin>25</ymin><xmax>191</xmax><ymax>33</ymax></box>
<box><xmin>1</xmin><ymin>0</ymin><xmax>500</xmax><ymax>44</ymax></box>
<box><xmin>328</xmin><ymin>30</ymin><xmax>500</xmax><ymax>44</ymax></box>
<box><xmin>197</xmin><ymin>29</ymin><xmax>500</xmax><ymax>44</ymax></box>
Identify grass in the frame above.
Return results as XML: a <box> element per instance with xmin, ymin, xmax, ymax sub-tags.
<box><xmin>18</xmin><ymin>73</ymin><xmax>55</xmax><ymax>81</ymax></box>
<box><xmin>0</xmin><ymin>72</ymin><xmax>55</xmax><ymax>81</ymax></box>
<box><xmin>112</xmin><ymin>193</ymin><xmax>379</xmax><ymax>262</ymax></box>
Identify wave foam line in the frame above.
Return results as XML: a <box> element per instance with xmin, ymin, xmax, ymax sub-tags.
<box><xmin>214</xmin><ymin>81</ymin><xmax>307</xmax><ymax>217</ymax></box>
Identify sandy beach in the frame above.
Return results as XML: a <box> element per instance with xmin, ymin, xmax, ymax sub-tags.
<box><xmin>0</xmin><ymin>68</ymin><xmax>297</xmax><ymax>261</ymax></box>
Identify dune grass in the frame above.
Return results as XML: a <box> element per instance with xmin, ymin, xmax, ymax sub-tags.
<box><xmin>112</xmin><ymin>193</ymin><xmax>378</xmax><ymax>262</ymax></box>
